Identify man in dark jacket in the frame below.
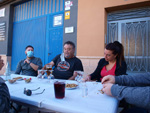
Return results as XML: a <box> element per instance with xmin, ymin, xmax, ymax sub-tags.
<box><xmin>102</xmin><ymin>73</ymin><xmax>150</xmax><ymax>113</ymax></box>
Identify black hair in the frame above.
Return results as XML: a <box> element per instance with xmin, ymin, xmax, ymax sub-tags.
<box><xmin>25</xmin><ymin>45</ymin><xmax>34</xmax><ymax>50</ymax></box>
<box><xmin>64</xmin><ymin>41</ymin><xmax>75</xmax><ymax>49</ymax></box>
<box><xmin>113</xmin><ymin>41</ymin><xmax>125</xmax><ymax>61</ymax></box>
<box><xmin>106</xmin><ymin>41</ymin><xmax>125</xmax><ymax>66</ymax></box>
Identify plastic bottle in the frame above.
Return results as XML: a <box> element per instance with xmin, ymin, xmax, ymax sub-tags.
<box><xmin>82</xmin><ymin>82</ymin><xmax>88</xmax><ymax>97</ymax></box>
<box><xmin>5</xmin><ymin>61</ymin><xmax>11</xmax><ymax>81</ymax></box>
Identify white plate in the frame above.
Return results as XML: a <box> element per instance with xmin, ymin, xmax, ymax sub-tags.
<box><xmin>13</xmin><ymin>77</ymin><xmax>23</xmax><ymax>81</ymax></box>
<box><xmin>65</xmin><ymin>85</ymin><xmax>78</xmax><ymax>90</ymax></box>
<box><xmin>65</xmin><ymin>81</ymin><xmax>78</xmax><ymax>90</ymax></box>
<box><xmin>16</xmin><ymin>78</ymin><xmax>23</xmax><ymax>81</ymax></box>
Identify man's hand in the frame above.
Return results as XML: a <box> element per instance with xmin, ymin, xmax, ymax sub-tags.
<box><xmin>24</xmin><ymin>59</ymin><xmax>39</xmax><ymax>71</ymax></box>
<box><xmin>84</xmin><ymin>75</ymin><xmax>91</xmax><ymax>81</ymax></box>
<box><xmin>101</xmin><ymin>75</ymin><xmax>115</xmax><ymax>84</ymax></box>
<box><xmin>38</xmin><ymin>70</ymin><xmax>45</xmax><ymax>75</ymax></box>
<box><xmin>42</xmin><ymin>61</ymin><xmax>54</xmax><ymax>70</ymax></box>
<box><xmin>102</xmin><ymin>83</ymin><xmax>113</xmax><ymax>96</ymax></box>
<box><xmin>73</xmin><ymin>71</ymin><xmax>78</xmax><ymax>78</ymax></box>
<box><xmin>68</xmin><ymin>71</ymin><xmax>78</xmax><ymax>80</ymax></box>
<box><xmin>24</xmin><ymin>59</ymin><xmax>30</xmax><ymax>64</ymax></box>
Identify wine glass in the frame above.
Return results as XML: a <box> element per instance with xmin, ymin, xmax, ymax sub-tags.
<box><xmin>46</xmin><ymin>65</ymin><xmax>53</xmax><ymax>82</ymax></box>
<box><xmin>37</xmin><ymin>70</ymin><xmax>43</xmax><ymax>80</ymax></box>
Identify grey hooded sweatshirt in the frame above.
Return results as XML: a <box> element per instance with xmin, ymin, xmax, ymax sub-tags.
<box><xmin>111</xmin><ymin>72</ymin><xmax>150</xmax><ymax>111</ymax></box>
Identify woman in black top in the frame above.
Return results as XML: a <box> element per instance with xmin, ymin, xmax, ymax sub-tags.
<box><xmin>85</xmin><ymin>41</ymin><xmax>127</xmax><ymax>82</ymax></box>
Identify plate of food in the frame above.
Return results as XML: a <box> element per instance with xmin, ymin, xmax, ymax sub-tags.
<box><xmin>24</xmin><ymin>78</ymin><xmax>32</xmax><ymax>83</ymax></box>
<box><xmin>13</xmin><ymin>77</ymin><xmax>23</xmax><ymax>81</ymax></box>
<box><xmin>8</xmin><ymin>79</ymin><xmax>16</xmax><ymax>84</ymax></box>
<box><xmin>65</xmin><ymin>82</ymin><xmax>78</xmax><ymax>90</ymax></box>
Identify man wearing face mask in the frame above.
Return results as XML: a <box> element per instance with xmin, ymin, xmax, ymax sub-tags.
<box><xmin>42</xmin><ymin>41</ymin><xmax>83</xmax><ymax>80</ymax></box>
<box><xmin>15</xmin><ymin>45</ymin><xmax>42</xmax><ymax>76</ymax></box>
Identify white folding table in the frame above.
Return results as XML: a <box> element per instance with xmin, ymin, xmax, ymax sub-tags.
<box><xmin>4</xmin><ymin>74</ymin><xmax>118</xmax><ymax>113</ymax></box>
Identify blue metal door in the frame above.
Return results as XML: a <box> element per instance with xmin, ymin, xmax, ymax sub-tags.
<box><xmin>11</xmin><ymin>17</ymin><xmax>46</xmax><ymax>71</ymax></box>
<box><xmin>45</xmin><ymin>14</ymin><xmax>63</xmax><ymax>64</ymax></box>
<box><xmin>11</xmin><ymin>0</ymin><xmax>64</xmax><ymax>71</ymax></box>
<box><xmin>48</xmin><ymin>28</ymin><xmax>63</xmax><ymax>62</ymax></box>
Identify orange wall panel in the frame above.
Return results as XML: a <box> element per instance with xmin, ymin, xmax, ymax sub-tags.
<box><xmin>77</xmin><ymin>0</ymin><xmax>150</xmax><ymax>57</ymax></box>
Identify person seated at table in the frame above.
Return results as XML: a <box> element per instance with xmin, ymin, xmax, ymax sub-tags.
<box><xmin>0</xmin><ymin>56</ymin><xmax>4</xmax><ymax>70</ymax></box>
<box><xmin>101</xmin><ymin>73</ymin><xmax>150</xmax><ymax>113</ymax></box>
<box><xmin>42</xmin><ymin>41</ymin><xmax>83</xmax><ymax>80</ymax></box>
<box><xmin>85</xmin><ymin>41</ymin><xmax>127</xmax><ymax>82</ymax></box>
<box><xmin>0</xmin><ymin>56</ymin><xmax>10</xmax><ymax>113</ymax></box>
<box><xmin>15</xmin><ymin>45</ymin><xmax>42</xmax><ymax>76</ymax></box>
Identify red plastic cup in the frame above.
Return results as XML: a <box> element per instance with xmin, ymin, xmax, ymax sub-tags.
<box><xmin>54</xmin><ymin>81</ymin><xmax>65</xmax><ymax>99</ymax></box>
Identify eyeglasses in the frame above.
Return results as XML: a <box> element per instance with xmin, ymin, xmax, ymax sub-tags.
<box><xmin>24</xmin><ymin>87</ymin><xmax>45</xmax><ymax>96</ymax></box>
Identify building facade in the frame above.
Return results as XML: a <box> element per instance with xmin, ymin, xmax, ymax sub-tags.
<box><xmin>0</xmin><ymin>0</ymin><xmax>150</xmax><ymax>74</ymax></box>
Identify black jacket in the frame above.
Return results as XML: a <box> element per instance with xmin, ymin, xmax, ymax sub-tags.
<box><xmin>90</xmin><ymin>58</ymin><xmax>127</xmax><ymax>82</ymax></box>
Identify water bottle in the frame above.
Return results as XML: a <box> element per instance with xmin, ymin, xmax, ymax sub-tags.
<box><xmin>5</xmin><ymin>61</ymin><xmax>11</xmax><ymax>81</ymax></box>
<box><xmin>82</xmin><ymin>82</ymin><xmax>88</xmax><ymax>97</ymax></box>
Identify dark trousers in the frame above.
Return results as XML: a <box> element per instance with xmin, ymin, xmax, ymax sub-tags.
<box><xmin>121</xmin><ymin>107</ymin><xmax>148</xmax><ymax>113</ymax></box>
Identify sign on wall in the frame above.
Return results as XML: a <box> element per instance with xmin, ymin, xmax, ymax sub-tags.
<box><xmin>0</xmin><ymin>22</ymin><xmax>6</xmax><ymax>41</ymax></box>
<box><xmin>65</xmin><ymin>1</ymin><xmax>73</xmax><ymax>11</ymax></box>
<box><xmin>65</xmin><ymin>26</ymin><xmax>74</xmax><ymax>33</ymax></box>
<box><xmin>53</xmin><ymin>15</ymin><xmax>63</xmax><ymax>26</ymax></box>
<box><xmin>65</xmin><ymin>11</ymin><xmax>70</xmax><ymax>20</ymax></box>
<box><xmin>0</xmin><ymin>8</ymin><xmax>5</xmax><ymax>17</ymax></box>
